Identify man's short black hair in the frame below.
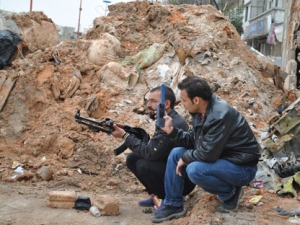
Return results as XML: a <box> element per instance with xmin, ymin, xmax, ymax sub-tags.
<box><xmin>178</xmin><ymin>76</ymin><xmax>212</xmax><ymax>101</ymax></box>
<box><xmin>150</xmin><ymin>85</ymin><xmax>176</xmax><ymax>109</ymax></box>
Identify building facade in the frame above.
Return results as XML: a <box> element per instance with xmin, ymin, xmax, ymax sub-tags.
<box><xmin>281</xmin><ymin>0</ymin><xmax>300</xmax><ymax>90</ymax></box>
<box><xmin>242</xmin><ymin>0</ymin><xmax>285</xmax><ymax>66</ymax></box>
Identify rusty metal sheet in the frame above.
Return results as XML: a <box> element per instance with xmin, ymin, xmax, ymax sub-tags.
<box><xmin>273</xmin><ymin>98</ymin><xmax>300</xmax><ymax>135</ymax></box>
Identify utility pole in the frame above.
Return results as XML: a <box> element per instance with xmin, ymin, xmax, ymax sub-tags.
<box><xmin>30</xmin><ymin>0</ymin><xmax>33</xmax><ymax>12</ymax></box>
<box><xmin>103</xmin><ymin>0</ymin><xmax>111</xmax><ymax>16</ymax></box>
<box><xmin>77</xmin><ymin>0</ymin><xmax>82</xmax><ymax>39</ymax></box>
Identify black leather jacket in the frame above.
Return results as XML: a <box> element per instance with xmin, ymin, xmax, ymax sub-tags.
<box><xmin>169</xmin><ymin>95</ymin><xmax>260</xmax><ymax>166</ymax></box>
<box><xmin>125</xmin><ymin>109</ymin><xmax>189</xmax><ymax>161</ymax></box>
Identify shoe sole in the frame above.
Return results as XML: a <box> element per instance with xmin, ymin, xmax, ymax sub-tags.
<box><xmin>151</xmin><ymin>208</ymin><xmax>187</xmax><ymax>223</ymax></box>
<box><xmin>139</xmin><ymin>203</ymin><xmax>155</xmax><ymax>207</ymax></box>
<box><xmin>217</xmin><ymin>205</ymin><xmax>237</xmax><ymax>213</ymax></box>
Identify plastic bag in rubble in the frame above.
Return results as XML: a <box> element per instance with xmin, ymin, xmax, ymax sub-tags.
<box><xmin>89</xmin><ymin>206</ymin><xmax>101</xmax><ymax>217</ymax></box>
<box><xmin>0</xmin><ymin>30</ymin><xmax>21</xmax><ymax>69</ymax></box>
<box><xmin>121</xmin><ymin>43</ymin><xmax>165</xmax><ymax>73</ymax></box>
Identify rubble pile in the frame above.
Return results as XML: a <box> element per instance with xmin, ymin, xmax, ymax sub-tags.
<box><xmin>0</xmin><ymin>2</ymin><xmax>299</xmax><ymax>224</ymax></box>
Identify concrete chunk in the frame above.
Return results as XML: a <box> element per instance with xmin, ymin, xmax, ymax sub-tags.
<box><xmin>91</xmin><ymin>195</ymin><xmax>120</xmax><ymax>216</ymax></box>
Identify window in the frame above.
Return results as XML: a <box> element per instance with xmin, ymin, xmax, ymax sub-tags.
<box><xmin>245</xmin><ymin>6</ymin><xmax>249</xmax><ymax>22</ymax></box>
<box><xmin>263</xmin><ymin>0</ymin><xmax>267</xmax><ymax>12</ymax></box>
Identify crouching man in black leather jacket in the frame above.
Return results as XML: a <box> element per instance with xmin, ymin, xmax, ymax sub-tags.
<box><xmin>151</xmin><ymin>76</ymin><xmax>261</xmax><ymax>223</ymax></box>
<box><xmin>111</xmin><ymin>85</ymin><xmax>195</xmax><ymax>209</ymax></box>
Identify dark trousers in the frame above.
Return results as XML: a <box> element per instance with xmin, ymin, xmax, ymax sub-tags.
<box><xmin>126</xmin><ymin>152</ymin><xmax>196</xmax><ymax>199</ymax></box>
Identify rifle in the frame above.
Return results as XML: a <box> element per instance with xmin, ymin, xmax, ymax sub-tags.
<box><xmin>74</xmin><ymin>110</ymin><xmax>150</xmax><ymax>156</ymax></box>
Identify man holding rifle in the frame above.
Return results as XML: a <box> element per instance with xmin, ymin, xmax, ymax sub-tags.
<box><xmin>111</xmin><ymin>85</ymin><xmax>195</xmax><ymax>210</ymax></box>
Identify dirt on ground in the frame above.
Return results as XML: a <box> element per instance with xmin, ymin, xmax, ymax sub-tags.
<box><xmin>1</xmin><ymin>2</ymin><xmax>300</xmax><ymax>225</ymax></box>
<box><xmin>1</xmin><ymin>181</ymin><xmax>300</xmax><ymax>225</ymax></box>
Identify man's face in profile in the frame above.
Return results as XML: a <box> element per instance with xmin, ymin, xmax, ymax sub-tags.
<box><xmin>146</xmin><ymin>90</ymin><xmax>161</xmax><ymax>120</ymax></box>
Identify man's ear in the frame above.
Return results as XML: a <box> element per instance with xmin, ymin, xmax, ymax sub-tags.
<box><xmin>193</xmin><ymin>97</ymin><xmax>200</xmax><ymax>105</ymax></box>
<box><xmin>165</xmin><ymin>100</ymin><xmax>171</xmax><ymax>109</ymax></box>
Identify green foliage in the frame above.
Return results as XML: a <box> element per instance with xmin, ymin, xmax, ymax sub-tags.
<box><xmin>167</xmin><ymin>0</ymin><xmax>183</xmax><ymax>5</ymax></box>
<box><xmin>167</xmin><ymin>0</ymin><xmax>198</xmax><ymax>5</ymax></box>
<box><xmin>225</xmin><ymin>6</ymin><xmax>244</xmax><ymax>35</ymax></box>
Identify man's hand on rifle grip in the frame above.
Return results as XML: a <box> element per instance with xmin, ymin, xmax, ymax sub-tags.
<box><xmin>111</xmin><ymin>124</ymin><xmax>126</xmax><ymax>139</ymax></box>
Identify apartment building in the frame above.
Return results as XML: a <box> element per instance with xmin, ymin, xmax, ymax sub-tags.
<box><xmin>242</xmin><ymin>0</ymin><xmax>285</xmax><ymax>66</ymax></box>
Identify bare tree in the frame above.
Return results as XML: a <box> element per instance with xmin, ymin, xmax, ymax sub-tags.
<box><xmin>166</xmin><ymin>0</ymin><xmax>244</xmax><ymax>35</ymax></box>
<box><xmin>166</xmin><ymin>0</ymin><xmax>240</xmax><ymax>11</ymax></box>
<box><xmin>217</xmin><ymin>0</ymin><xmax>240</xmax><ymax>13</ymax></box>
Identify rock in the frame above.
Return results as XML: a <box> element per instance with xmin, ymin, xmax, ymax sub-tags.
<box><xmin>91</xmin><ymin>195</ymin><xmax>121</xmax><ymax>216</ymax></box>
<box><xmin>36</xmin><ymin>165</ymin><xmax>53</xmax><ymax>181</ymax></box>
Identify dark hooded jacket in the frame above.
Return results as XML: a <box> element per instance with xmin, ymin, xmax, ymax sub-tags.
<box><xmin>168</xmin><ymin>95</ymin><xmax>260</xmax><ymax>166</ymax></box>
<box><xmin>124</xmin><ymin>109</ymin><xmax>189</xmax><ymax>161</ymax></box>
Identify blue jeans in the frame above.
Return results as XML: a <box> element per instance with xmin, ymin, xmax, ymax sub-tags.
<box><xmin>163</xmin><ymin>147</ymin><xmax>257</xmax><ymax>207</ymax></box>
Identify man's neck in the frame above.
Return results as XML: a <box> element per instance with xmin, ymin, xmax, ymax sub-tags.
<box><xmin>199</xmin><ymin>101</ymin><xmax>208</xmax><ymax>114</ymax></box>
<box><xmin>166</xmin><ymin>108</ymin><xmax>172</xmax><ymax>115</ymax></box>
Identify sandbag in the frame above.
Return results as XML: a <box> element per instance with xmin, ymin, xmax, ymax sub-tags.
<box><xmin>0</xmin><ymin>30</ymin><xmax>21</xmax><ymax>69</ymax></box>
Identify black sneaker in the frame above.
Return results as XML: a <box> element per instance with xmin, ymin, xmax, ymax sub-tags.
<box><xmin>151</xmin><ymin>205</ymin><xmax>186</xmax><ymax>223</ymax></box>
<box><xmin>217</xmin><ymin>186</ymin><xmax>244</xmax><ymax>213</ymax></box>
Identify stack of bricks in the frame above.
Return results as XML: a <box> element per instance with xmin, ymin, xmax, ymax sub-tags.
<box><xmin>48</xmin><ymin>191</ymin><xmax>77</xmax><ymax>209</ymax></box>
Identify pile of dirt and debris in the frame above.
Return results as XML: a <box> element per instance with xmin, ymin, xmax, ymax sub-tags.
<box><xmin>1</xmin><ymin>2</ymin><xmax>300</xmax><ymax>225</ymax></box>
